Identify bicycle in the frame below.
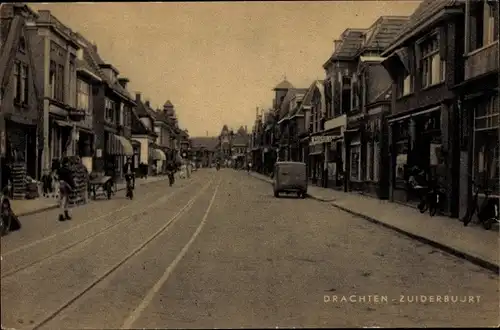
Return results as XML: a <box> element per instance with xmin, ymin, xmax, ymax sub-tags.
<box><xmin>463</xmin><ymin>181</ymin><xmax>499</xmax><ymax>230</ymax></box>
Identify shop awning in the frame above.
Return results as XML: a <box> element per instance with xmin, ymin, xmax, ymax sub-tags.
<box><xmin>107</xmin><ymin>133</ymin><xmax>134</xmax><ymax>156</ymax></box>
<box><xmin>54</xmin><ymin>120</ymin><xmax>73</xmax><ymax>128</ymax></box>
<box><xmin>152</xmin><ymin>148</ymin><xmax>166</xmax><ymax>161</ymax></box>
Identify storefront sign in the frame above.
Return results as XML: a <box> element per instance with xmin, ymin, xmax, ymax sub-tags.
<box><xmin>311</xmin><ymin>136</ymin><xmax>336</xmax><ymax>145</ymax></box>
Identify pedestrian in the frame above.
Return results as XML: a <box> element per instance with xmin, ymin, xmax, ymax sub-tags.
<box><xmin>57</xmin><ymin>157</ymin><xmax>75</xmax><ymax>221</ymax></box>
<box><xmin>166</xmin><ymin>161</ymin><xmax>176</xmax><ymax>186</ymax></box>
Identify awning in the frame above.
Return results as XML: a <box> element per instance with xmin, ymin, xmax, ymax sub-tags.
<box><xmin>152</xmin><ymin>148</ymin><xmax>166</xmax><ymax>161</ymax></box>
<box><xmin>107</xmin><ymin>133</ymin><xmax>134</xmax><ymax>156</ymax></box>
<box><xmin>54</xmin><ymin>120</ymin><xmax>73</xmax><ymax>128</ymax></box>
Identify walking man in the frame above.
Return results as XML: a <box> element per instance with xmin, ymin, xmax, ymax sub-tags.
<box><xmin>57</xmin><ymin>157</ymin><xmax>75</xmax><ymax>221</ymax></box>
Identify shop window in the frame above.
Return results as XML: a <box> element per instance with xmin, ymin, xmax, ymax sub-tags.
<box><xmin>350</xmin><ymin>144</ymin><xmax>361</xmax><ymax>181</ymax></box>
<box><xmin>394</xmin><ymin>123</ymin><xmax>409</xmax><ymax>186</ymax></box>
<box><xmin>420</xmin><ymin>35</ymin><xmax>445</xmax><ymax>88</ymax></box>
<box><xmin>474</xmin><ymin>131</ymin><xmax>499</xmax><ymax>194</ymax></box>
<box><xmin>475</xmin><ymin>95</ymin><xmax>499</xmax><ymax>130</ymax></box>
<box><xmin>366</xmin><ymin>142</ymin><xmax>374</xmax><ymax>181</ymax></box>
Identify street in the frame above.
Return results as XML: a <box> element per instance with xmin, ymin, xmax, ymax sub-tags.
<box><xmin>1</xmin><ymin>169</ymin><xmax>498</xmax><ymax>329</ymax></box>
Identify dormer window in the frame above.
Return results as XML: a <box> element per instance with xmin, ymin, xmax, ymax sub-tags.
<box><xmin>76</xmin><ymin>48</ymin><xmax>83</xmax><ymax>60</ymax></box>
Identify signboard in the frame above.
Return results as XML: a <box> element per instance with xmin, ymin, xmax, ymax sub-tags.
<box><xmin>96</xmin><ymin>149</ymin><xmax>102</xmax><ymax>158</ymax></box>
<box><xmin>311</xmin><ymin>136</ymin><xmax>336</xmax><ymax>145</ymax></box>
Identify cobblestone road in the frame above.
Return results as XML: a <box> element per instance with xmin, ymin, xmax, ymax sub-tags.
<box><xmin>1</xmin><ymin>169</ymin><xmax>498</xmax><ymax>329</ymax></box>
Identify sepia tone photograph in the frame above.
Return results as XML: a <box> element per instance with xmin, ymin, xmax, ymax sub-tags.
<box><xmin>0</xmin><ymin>0</ymin><xmax>498</xmax><ymax>328</ymax></box>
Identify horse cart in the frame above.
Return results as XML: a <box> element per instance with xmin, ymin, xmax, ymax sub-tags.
<box><xmin>88</xmin><ymin>175</ymin><xmax>115</xmax><ymax>200</ymax></box>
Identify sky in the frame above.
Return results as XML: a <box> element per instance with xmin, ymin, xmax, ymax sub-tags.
<box><xmin>30</xmin><ymin>1</ymin><xmax>421</xmax><ymax>137</ymax></box>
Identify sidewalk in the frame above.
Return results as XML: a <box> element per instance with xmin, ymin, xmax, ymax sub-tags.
<box><xmin>10</xmin><ymin>175</ymin><xmax>169</xmax><ymax>218</ymax></box>
<box><xmin>249</xmin><ymin>171</ymin><xmax>499</xmax><ymax>273</ymax></box>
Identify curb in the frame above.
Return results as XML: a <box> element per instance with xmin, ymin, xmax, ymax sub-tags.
<box><xmin>17</xmin><ymin>205</ymin><xmax>59</xmax><ymax>217</ymax></box>
<box><xmin>330</xmin><ymin>202</ymin><xmax>499</xmax><ymax>274</ymax></box>
<box><xmin>16</xmin><ymin>177</ymin><xmax>170</xmax><ymax>218</ymax></box>
<box><xmin>249</xmin><ymin>171</ymin><xmax>499</xmax><ymax>274</ymax></box>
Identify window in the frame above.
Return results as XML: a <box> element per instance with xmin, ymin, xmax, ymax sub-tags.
<box><xmin>398</xmin><ymin>74</ymin><xmax>413</xmax><ymax>97</ymax></box>
<box><xmin>373</xmin><ymin>141</ymin><xmax>380</xmax><ymax>182</ymax></box>
<box><xmin>485</xmin><ymin>1</ymin><xmax>499</xmax><ymax>45</ymax></box>
<box><xmin>77</xmin><ymin>79</ymin><xmax>90</xmax><ymax>113</ymax></box>
<box><xmin>350</xmin><ymin>144</ymin><xmax>361</xmax><ymax>181</ymax></box>
<box><xmin>21</xmin><ymin>64</ymin><xmax>28</xmax><ymax>103</ymax></box>
<box><xmin>49</xmin><ymin>61</ymin><xmax>56</xmax><ymax>99</ymax></box>
<box><xmin>420</xmin><ymin>35</ymin><xmax>445</xmax><ymax>88</ymax></box>
<box><xmin>105</xmin><ymin>98</ymin><xmax>115</xmax><ymax>122</ymax></box>
<box><xmin>69</xmin><ymin>58</ymin><xmax>75</xmax><ymax>107</ymax></box>
<box><xmin>54</xmin><ymin>64</ymin><xmax>64</xmax><ymax>102</ymax></box>
<box><xmin>18</xmin><ymin>36</ymin><xmax>26</xmax><ymax>54</ymax></box>
<box><xmin>366</xmin><ymin>142</ymin><xmax>373</xmax><ymax>181</ymax></box>
<box><xmin>12</xmin><ymin>61</ymin><xmax>20</xmax><ymax>102</ymax></box>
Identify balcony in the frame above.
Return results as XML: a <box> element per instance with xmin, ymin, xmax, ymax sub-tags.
<box><xmin>465</xmin><ymin>41</ymin><xmax>499</xmax><ymax>81</ymax></box>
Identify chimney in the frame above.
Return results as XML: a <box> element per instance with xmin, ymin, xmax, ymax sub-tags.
<box><xmin>135</xmin><ymin>92</ymin><xmax>141</xmax><ymax>103</ymax></box>
<box><xmin>245</xmin><ymin>125</ymin><xmax>247</xmax><ymax>133</ymax></box>
<box><xmin>145</xmin><ymin>100</ymin><xmax>150</xmax><ymax>108</ymax></box>
<box><xmin>118</xmin><ymin>77</ymin><xmax>129</xmax><ymax>89</ymax></box>
<box><xmin>334</xmin><ymin>40</ymin><xmax>342</xmax><ymax>51</ymax></box>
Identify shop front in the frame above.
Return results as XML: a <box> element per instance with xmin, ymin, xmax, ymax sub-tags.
<box><xmin>458</xmin><ymin>92</ymin><xmax>499</xmax><ymax>220</ymax></box>
<box><xmin>344</xmin><ymin>113</ymin><xmax>365</xmax><ymax>193</ymax></box>
<box><xmin>308</xmin><ymin>142</ymin><xmax>323</xmax><ymax>186</ymax></box>
<box><xmin>364</xmin><ymin>109</ymin><xmax>389</xmax><ymax>199</ymax></box>
<box><xmin>152</xmin><ymin>147</ymin><xmax>167</xmax><ymax>175</ymax></box>
<box><xmin>388</xmin><ymin>106</ymin><xmax>449</xmax><ymax>209</ymax></box>
<box><xmin>104</xmin><ymin>130</ymin><xmax>134</xmax><ymax>181</ymax></box>
<box><xmin>263</xmin><ymin>147</ymin><xmax>276</xmax><ymax>175</ymax></box>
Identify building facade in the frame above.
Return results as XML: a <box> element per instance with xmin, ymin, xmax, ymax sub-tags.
<box><xmin>130</xmin><ymin>92</ymin><xmax>160</xmax><ymax>175</ymax></box>
<box><xmin>0</xmin><ymin>4</ymin><xmax>42</xmax><ymax>187</ymax></box>
<box><xmin>454</xmin><ymin>0</ymin><xmax>499</xmax><ymax>219</ymax></box>
<box><xmin>342</xmin><ymin>16</ymin><xmax>408</xmax><ymax>199</ymax></box>
<box><xmin>28</xmin><ymin>10</ymin><xmax>83</xmax><ymax>176</ymax></box>
<box><xmin>381</xmin><ymin>0</ymin><xmax>465</xmax><ymax>216</ymax></box>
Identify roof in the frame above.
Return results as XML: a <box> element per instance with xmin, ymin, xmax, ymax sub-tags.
<box><xmin>131</xmin><ymin>108</ymin><xmax>155</xmax><ymax>136</ymax></box>
<box><xmin>362</xmin><ymin>16</ymin><xmax>409</xmax><ymax>51</ymax></box>
<box><xmin>334</xmin><ymin>29</ymin><xmax>366</xmax><ymax>59</ymax></box>
<box><xmin>382</xmin><ymin>0</ymin><xmax>461</xmax><ymax>55</ymax></box>
<box><xmin>76</xmin><ymin>47</ymin><xmax>101</xmax><ymax>78</ymax></box>
<box><xmin>232</xmin><ymin>134</ymin><xmax>248</xmax><ymax>146</ymax></box>
<box><xmin>274</xmin><ymin>79</ymin><xmax>294</xmax><ymax>90</ymax></box>
<box><xmin>164</xmin><ymin>100</ymin><xmax>174</xmax><ymax>107</ymax></box>
<box><xmin>75</xmin><ymin>32</ymin><xmax>134</xmax><ymax>102</ymax></box>
<box><xmin>190</xmin><ymin>137</ymin><xmax>219</xmax><ymax>150</ymax></box>
<box><xmin>279</xmin><ymin>88</ymin><xmax>308</xmax><ymax>120</ymax></box>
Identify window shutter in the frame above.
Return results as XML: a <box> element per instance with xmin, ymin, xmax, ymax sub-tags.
<box><xmin>439</xmin><ymin>26</ymin><xmax>447</xmax><ymax>59</ymax></box>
